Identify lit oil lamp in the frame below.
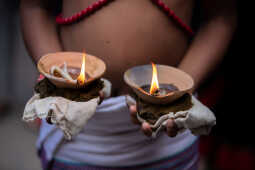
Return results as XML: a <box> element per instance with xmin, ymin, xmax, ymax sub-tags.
<box><xmin>25</xmin><ymin>52</ymin><xmax>108</xmax><ymax>140</ymax></box>
<box><xmin>37</xmin><ymin>52</ymin><xmax>106</xmax><ymax>89</ymax></box>
<box><xmin>124</xmin><ymin>63</ymin><xmax>194</xmax><ymax>137</ymax></box>
<box><xmin>124</xmin><ymin>63</ymin><xmax>194</xmax><ymax>105</ymax></box>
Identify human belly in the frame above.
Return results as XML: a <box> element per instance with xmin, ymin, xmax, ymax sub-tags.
<box><xmin>60</xmin><ymin>0</ymin><xmax>191</xmax><ymax>95</ymax></box>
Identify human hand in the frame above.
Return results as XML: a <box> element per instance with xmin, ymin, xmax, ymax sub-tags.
<box><xmin>129</xmin><ymin>104</ymin><xmax>179</xmax><ymax>137</ymax></box>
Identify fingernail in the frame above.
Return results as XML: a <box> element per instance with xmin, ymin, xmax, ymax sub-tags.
<box><xmin>130</xmin><ymin>105</ymin><xmax>137</xmax><ymax>113</ymax></box>
<box><xmin>142</xmin><ymin>122</ymin><xmax>152</xmax><ymax>137</ymax></box>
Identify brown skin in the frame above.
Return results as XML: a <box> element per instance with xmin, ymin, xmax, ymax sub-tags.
<box><xmin>20</xmin><ymin>0</ymin><xmax>237</xmax><ymax>137</ymax></box>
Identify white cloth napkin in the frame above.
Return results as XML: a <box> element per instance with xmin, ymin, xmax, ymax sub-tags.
<box><xmin>126</xmin><ymin>95</ymin><xmax>216</xmax><ymax>138</ymax></box>
<box><xmin>23</xmin><ymin>79</ymin><xmax>111</xmax><ymax>140</ymax></box>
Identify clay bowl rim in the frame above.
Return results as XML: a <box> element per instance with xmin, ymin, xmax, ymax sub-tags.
<box><xmin>37</xmin><ymin>51</ymin><xmax>106</xmax><ymax>87</ymax></box>
<box><xmin>124</xmin><ymin>64</ymin><xmax>194</xmax><ymax>99</ymax></box>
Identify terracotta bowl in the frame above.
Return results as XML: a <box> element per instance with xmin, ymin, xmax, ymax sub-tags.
<box><xmin>37</xmin><ymin>52</ymin><xmax>106</xmax><ymax>88</ymax></box>
<box><xmin>124</xmin><ymin>64</ymin><xmax>194</xmax><ymax>104</ymax></box>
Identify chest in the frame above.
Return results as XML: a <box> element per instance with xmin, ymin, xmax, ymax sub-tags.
<box><xmin>62</xmin><ymin>0</ymin><xmax>193</xmax><ymax>19</ymax></box>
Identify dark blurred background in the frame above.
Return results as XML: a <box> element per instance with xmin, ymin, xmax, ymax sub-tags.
<box><xmin>194</xmin><ymin>1</ymin><xmax>255</xmax><ymax>170</ymax></box>
<box><xmin>0</xmin><ymin>0</ymin><xmax>253</xmax><ymax>170</ymax></box>
<box><xmin>0</xmin><ymin>0</ymin><xmax>40</xmax><ymax>169</ymax></box>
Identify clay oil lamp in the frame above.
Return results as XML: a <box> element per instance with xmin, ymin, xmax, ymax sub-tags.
<box><xmin>23</xmin><ymin>52</ymin><xmax>107</xmax><ymax>139</ymax></box>
<box><xmin>37</xmin><ymin>52</ymin><xmax>106</xmax><ymax>88</ymax></box>
<box><xmin>124</xmin><ymin>63</ymin><xmax>194</xmax><ymax>104</ymax></box>
<box><xmin>124</xmin><ymin>63</ymin><xmax>194</xmax><ymax>136</ymax></box>
<box><xmin>36</xmin><ymin>52</ymin><xmax>106</xmax><ymax>103</ymax></box>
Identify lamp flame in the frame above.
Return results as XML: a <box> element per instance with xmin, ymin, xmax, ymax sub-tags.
<box><xmin>150</xmin><ymin>62</ymin><xmax>160</xmax><ymax>94</ymax></box>
<box><xmin>77</xmin><ymin>53</ymin><xmax>86</xmax><ymax>85</ymax></box>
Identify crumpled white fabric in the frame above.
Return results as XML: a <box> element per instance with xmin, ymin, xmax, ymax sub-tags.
<box><xmin>167</xmin><ymin>96</ymin><xmax>216</xmax><ymax>136</ymax></box>
<box><xmin>126</xmin><ymin>95</ymin><xmax>216</xmax><ymax>138</ymax></box>
<box><xmin>23</xmin><ymin>78</ymin><xmax>111</xmax><ymax>140</ymax></box>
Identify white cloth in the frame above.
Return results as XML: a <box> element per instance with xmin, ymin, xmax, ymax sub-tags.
<box><xmin>128</xmin><ymin>95</ymin><xmax>216</xmax><ymax>138</ymax></box>
<box><xmin>169</xmin><ymin>96</ymin><xmax>216</xmax><ymax>135</ymax></box>
<box><xmin>23</xmin><ymin>78</ymin><xmax>111</xmax><ymax>140</ymax></box>
<box><xmin>23</xmin><ymin>95</ymin><xmax>99</xmax><ymax>140</ymax></box>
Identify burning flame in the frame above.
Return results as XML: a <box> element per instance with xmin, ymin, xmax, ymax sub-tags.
<box><xmin>150</xmin><ymin>62</ymin><xmax>160</xmax><ymax>94</ymax></box>
<box><xmin>77</xmin><ymin>53</ymin><xmax>86</xmax><ymax>85</ymax></box>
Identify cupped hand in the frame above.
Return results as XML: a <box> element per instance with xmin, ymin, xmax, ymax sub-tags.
<box><xmin>129</xmin><ymin>104</ymin><xmax>179</xmax><ymax>137</ymax></box>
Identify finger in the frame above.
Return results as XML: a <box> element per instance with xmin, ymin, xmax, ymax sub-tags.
<box><xmin>129</xmin><ymin>105</ymin><xmax>140</xmax><ymax>124</ymax></box>
<box><xmin>142</xmin><ymin>122</ymin><xmax>153</xmax><ymax>137</ymax></box>
<box><xmin>125</xmin><ymin>95</ymin><xmax>136</xmax><ymax>107</ymax></box>
<box><xmin>37</xmin><ymin>74</ymin><xmax>45</xmax><ymax>82</ymax></box>
<box><xmin>166</xmin><ymin>119</ymin><xmax>178</xmax><ymax>137</ymax></box>
<box><xmin>130</xmin><ymin>105</ymin><xmax>137</xmax><ymax>114</ymax></box>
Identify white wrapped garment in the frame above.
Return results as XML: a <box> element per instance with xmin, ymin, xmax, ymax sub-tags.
<box><xmin>127</xmin><ymin>95</ymin><xmax>216</xmax><ymax>138</ymax></box>
<box><xmin>23</xmin><ymin>79</ymin><xmax>111</xmax><ymax>140</ymax></box>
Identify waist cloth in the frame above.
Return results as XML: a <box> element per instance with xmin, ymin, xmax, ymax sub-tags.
<box><xmin>37</xmin><ymin>95</ymin><xmax>199</xmax><ymax>169</ymax></box>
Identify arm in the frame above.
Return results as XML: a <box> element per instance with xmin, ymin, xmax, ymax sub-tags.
<box><xmin>178</xmin><ymin>0</ymin><xmax>237</xmax><ymax>91</ymax></box>
<box><xmin>20</xmin><ymin>0</ymin><xmax>62</xmax><ymax>64</ymax></box>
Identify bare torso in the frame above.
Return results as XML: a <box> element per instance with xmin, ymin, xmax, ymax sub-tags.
<box><xmin>60</xmin><ymin>0</ymin><xmax>194</xmax><ymax>95</ymax></box>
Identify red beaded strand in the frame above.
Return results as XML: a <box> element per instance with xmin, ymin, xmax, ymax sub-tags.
<box><xmin>151</xmin><ymin>0</ymin><xmax>194</xmax><ymax>36</ymax></box>
<box><xmin>56</xmin><ymin>0</ymin><xmax>112</xmax><ymax>25</ymax></box>
<box><xmin>56</xmin><ymin>0</ymin><xmax>194</xmax><ymax>37</ymax></box>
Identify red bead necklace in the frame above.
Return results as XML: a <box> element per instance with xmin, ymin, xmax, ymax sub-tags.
<box><xmin>56</xmin><ymin>0</ymin><xmax>194</xmax><ymax>37</ymax></box>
